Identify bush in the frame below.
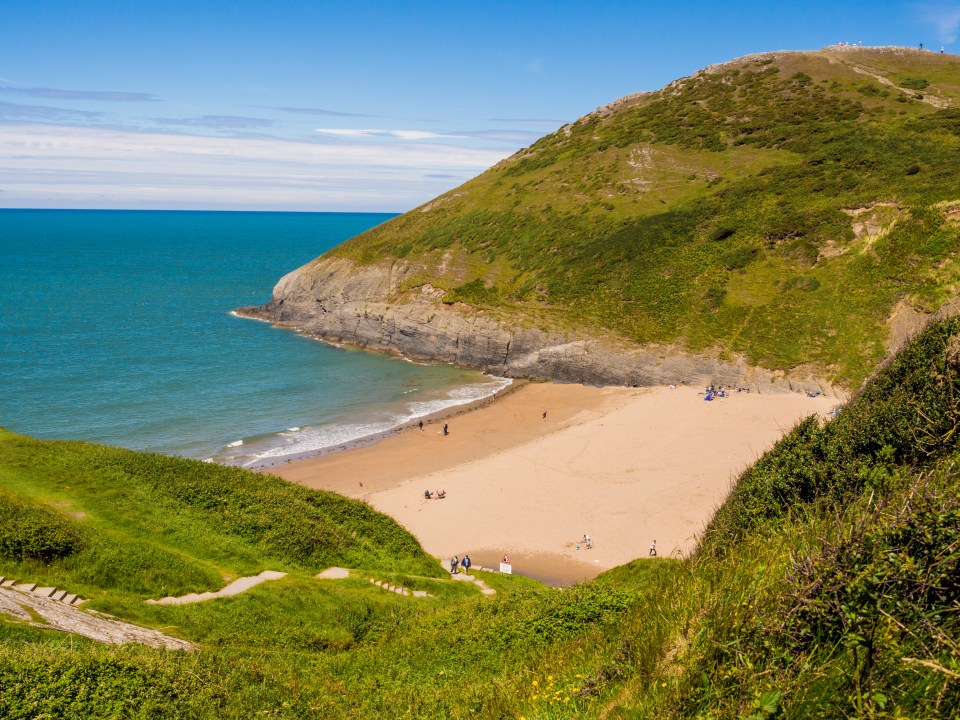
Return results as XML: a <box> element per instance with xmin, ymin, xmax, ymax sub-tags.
<box><xmin>0</xmin><ymin>494</ymin><xmax>86</xmax><ymax>562</ymax></box>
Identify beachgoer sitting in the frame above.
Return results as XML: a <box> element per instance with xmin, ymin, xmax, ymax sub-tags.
<box><xmin>437</xmin><ymin>490</ymin><xmax>446</xmax><ymax>499</ymax></box>
<box><xmin>425</xmin><ymin>489</ymin><xmax>432</xmax><ymax>499</ymax></box>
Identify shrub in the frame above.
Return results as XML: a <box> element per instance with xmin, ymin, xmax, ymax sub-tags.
<box><xmin>0</xmin><ymin>494</ymin><xmax>86</xmax><ymax>562</ymax></box>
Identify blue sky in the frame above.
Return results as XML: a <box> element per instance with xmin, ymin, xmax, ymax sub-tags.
<box><xmin>1</xmin><ymin>1</ymin><xmax>958</xmax><ymax>211</ymax></box>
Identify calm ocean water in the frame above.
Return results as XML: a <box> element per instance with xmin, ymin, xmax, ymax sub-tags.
<box><xmin>0</xmin><ymin>210</ymin><xmax>508</xmax><ymax>466</ymax></box>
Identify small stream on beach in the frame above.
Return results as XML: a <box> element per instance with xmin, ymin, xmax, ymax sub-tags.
<box><xmin>0</xmin><ymin>209</ymin><xmax>507</xmax><ymax>465</ymax></box>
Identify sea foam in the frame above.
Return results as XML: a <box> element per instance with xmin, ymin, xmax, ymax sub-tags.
<box><xmin>234</xmin><ymin>375</ymin><xmax>512</xmax><ymax>467</ymax></box>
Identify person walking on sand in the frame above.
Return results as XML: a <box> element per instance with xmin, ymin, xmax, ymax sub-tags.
<box><xmin>649</xmin><ymin>540</ymin><xmax>657</xmax><ymax>557</ymax></box>
<box><xmin>418</xmin><ymin>420</ymin><xmax>423</xmax><ymax>431</ymax></box>
<box><xmin>450</xmin><ymin>555</ymin><xmax>459</xmax><ymax>574</ymax></box>
<box><xmin>442</xmin><ymin>422</ymin><xmax>449</xmax><ymax>436</ymax></box>
<box><xmin>461</xmin><ymin>554</ymin><xmax>471</xmax><ymax>575</ymax></box>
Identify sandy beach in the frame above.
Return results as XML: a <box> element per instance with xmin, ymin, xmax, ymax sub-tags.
<box><xmin>270</xmin><ymin>382</ymin><xmax>840</xmax><ymax>584</ymax></box>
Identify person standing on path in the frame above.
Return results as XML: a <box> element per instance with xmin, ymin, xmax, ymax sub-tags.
<box><xmin>649</xmin><ymin>540</ymin><xmax>657</xmax><ymax>557</ymax></box>
<box><xmin>460</xmin><ymin>554</ymin><xmax>471</xmax><ymax>575</ymax></box>
<box><xmin>450</xmin><ymin>555</ymin><xmax>459</xmax><ymax>574</ymax></box>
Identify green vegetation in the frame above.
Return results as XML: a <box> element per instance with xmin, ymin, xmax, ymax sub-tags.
<box><xmin>5</xmin><ymin>47</ymin><xmax>960</xmax><ymax>718</ymax></box>
<box><xmin>4</xmin><ymin>316</ymin><xmax>960</xmax><ymax>717</ymax></box>
<box><xmin>324</xmin><ymin>48</ymin><xmax>960</xmax><ymax>387</ymax></box>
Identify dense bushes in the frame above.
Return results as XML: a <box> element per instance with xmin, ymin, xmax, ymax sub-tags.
<box><xmin>0</xmin><ymin>493</ymin><xmax>86</xmax><ymax>562</ymax></box>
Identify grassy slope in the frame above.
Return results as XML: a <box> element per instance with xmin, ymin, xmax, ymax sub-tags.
<box><xmin>326</xmin><ymin>48</ymin><xmax>960</xmax><ymax>386</ymax></box>
<box><xmin>3</xmin><ymin>317</ymin><xmax>960</xmax><ymax>717</ymax></box>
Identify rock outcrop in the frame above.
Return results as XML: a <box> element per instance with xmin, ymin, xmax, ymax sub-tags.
<box><xmin>237</xmin><ymin>257</ymin><xmax>838</xmax><ymax>395</ymax></box>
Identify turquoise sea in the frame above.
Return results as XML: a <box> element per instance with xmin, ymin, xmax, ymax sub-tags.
<box><xmin>0</xmin><ymin>210</ymin><xmax>508</xmax><ymax>466</ymax></box>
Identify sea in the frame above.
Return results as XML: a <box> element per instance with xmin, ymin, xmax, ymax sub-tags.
<box><xmin>0</xmin><ymin>209</ymin><xmax>509</xmax><ymax>467</ymax></box>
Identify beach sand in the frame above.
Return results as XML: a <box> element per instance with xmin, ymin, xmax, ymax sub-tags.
<box><xmin>270</xmin><ymin>383</ymin><xmax>839</xmax><ymax>584</ymax></box>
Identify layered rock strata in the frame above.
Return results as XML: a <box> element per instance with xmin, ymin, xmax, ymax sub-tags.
<box><xmin>237</xmin><ymin>257</ymin><xmax>837</xmax><ymax>395</ymax></box>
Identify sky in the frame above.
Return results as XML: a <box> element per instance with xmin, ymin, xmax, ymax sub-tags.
<box><xmin>1</xmin><ymin>1</ymin><xmax>958</xmax><ymax>212</ymax></box>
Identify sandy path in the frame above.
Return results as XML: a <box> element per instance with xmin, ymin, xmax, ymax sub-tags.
<box><xmin>146</xmin><ymin>570</ymin><xmax>287</xmax><ymax>605</ymax></box>
<box><xmin>273</xmin><ymin>383</ymin><xmax>839</xmax><ymax>583</ymax></box>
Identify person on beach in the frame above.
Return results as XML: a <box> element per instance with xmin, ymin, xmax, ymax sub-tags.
<box><xmin>450</xmin><ymin>555</ymin><xmax>459</xmax><ymax>574</ymax></box>
<box><xmin>649</xmin><ymin>540</ymin><xmax>657</xmax><ymax>557</ymax></box>
<box><xmin>582</xmin><ymin>533</ymin><xmax>592</xmax><ymax>549</ymax></box>
<box><xmin>442</xmin><ymin>422</ymin><xmax>449</xmax><ymax>436</ymax></box>
<box><xmin>461</xmin><ymin>554</ymin><xmax>471</xmax><ymax>575</ymax></box>
<box><xmin>418</xmin><ymin>420</ymin><xmax>424</xmax><ymax>431</ymax></box>
<box><xmin>542</xmin><ymin>411</ymin><xmax>547</xmax><ymax>421</ymax></box>
<box><xmin>502</xmin><ymin>554</ymin><xmax>510</xmax><ymax>564</ymax></box>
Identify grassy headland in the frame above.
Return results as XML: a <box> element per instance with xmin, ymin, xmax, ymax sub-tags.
<box><xmin>318</xmin><ymin>47</ymin><xmax>960</xmax><ymax>387</ymax></box>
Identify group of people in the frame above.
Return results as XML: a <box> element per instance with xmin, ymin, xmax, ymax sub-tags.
<box><xmin>450</xmin><ymin>553</ymin><xmax>471</xmax><ymax>574</ymax></box>
<box><xmin>424</xmin><ymin>489</ymin><xmax>446</xmax><ymax>499</ymax></box>
<box><xmin>704</xmin><ymin>383</ymin><xmax>750</xmax><ymax>400</ymax></box>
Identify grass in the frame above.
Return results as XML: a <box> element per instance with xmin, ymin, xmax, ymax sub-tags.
<box><xmin>3</xmin><ymin>317</ymin><xmax>960</xmax><ymax>716</ymax></box>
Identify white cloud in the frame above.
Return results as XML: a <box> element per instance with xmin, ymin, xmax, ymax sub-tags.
<box><xmin>918</xmin><ymin>3</ymin><xmax>960</xmax><ymax>43</ymax></box>
<box><xmin>314</xmin><ymin>128</ymin><xmax>466</xmax><ymax>140</ymax></box>
<box><xmin>0</xmin><ymin>123</ymin><xmax>511</xmax><ymax>211</ymax></box>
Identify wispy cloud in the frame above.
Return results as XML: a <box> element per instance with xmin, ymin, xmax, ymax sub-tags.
<box><xmin>460</xmin><ymin>129</ymin><xmax>546</xmax><ymax>143</ymax></box>
<box><xmin>0</xmin><ymin>122</ymin><xmax>510</xmax><ymax>211</ymax></box>
<box><xmin>0</xmin><ymin>86</ymin><xmax>160</xmax><ymax>102</ymax></box>
<box><xmin>313</xmin><ymin>127</ymin><xmax>547</xmax><ymax>144</ymax></box>
<box><xmin>156</xmin><ymin>115</ymin><xmax>275</xmax><ymax>130</ymax></box>
<box><xmin>918</xmin><ymin>3</ymin><xmax>960</xmax><ymax>43</ymax></box>
<box><xmin>489</xmin><ymin>117</ymin><xmax>565</xmax><ymax>126</ymax></box>
<box><xmin>276</xmin><ymin>106</ymin><xmax>377</xmax><ymax>118</ymax></box>
<box><xmin>315</xmin><ymin>128</ymin><xmax>468</xmax><ymax>140</ymax></box>
<box><xmin>0</xmin><ymin>100</ymin><xmax>104</xmax><ymax>122</ymax></box>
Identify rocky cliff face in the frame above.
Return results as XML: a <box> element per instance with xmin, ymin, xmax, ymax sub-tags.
<box><xmin>237</xmin><ymin>257</ymin><xmax>839</xmax><ymax>395</ymax></box>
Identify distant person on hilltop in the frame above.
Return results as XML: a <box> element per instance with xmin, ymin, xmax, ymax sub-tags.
<box><xmin>649</xmin><ymin>540</ymin><xmax>657</xmax><ymax>557</ymax></box>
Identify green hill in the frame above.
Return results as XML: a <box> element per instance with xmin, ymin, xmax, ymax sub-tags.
<box><xmin>253</xmin><ymin>47</ymin><xmax>960</xmax><ymax>389</ymax></box>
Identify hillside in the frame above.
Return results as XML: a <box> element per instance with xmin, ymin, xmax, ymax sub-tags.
<box><xmin>3</xmin><ymin>317</ymin><xmax>960</xmax><ymax>717</ymax></box>
<box><xmin>241</xmin><ymin>46</ymin><xmax>960</xmax><ymax>390</ymax></box>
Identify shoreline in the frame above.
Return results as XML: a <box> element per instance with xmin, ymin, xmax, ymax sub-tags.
<box><xmin>269</xmin><ymin>382</ymin><xmax>840</xmax><ymax>584</ymax></box>
<box><xmin>243</xmin><ymin>376</ymin><xmax>521</xmax><ymax>470</ymax></box>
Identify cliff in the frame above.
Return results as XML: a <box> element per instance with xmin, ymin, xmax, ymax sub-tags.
<box><xmin>238</xmin><ymin>257</ymin><xmax>836</xmax><ymax>393</ymax></box>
